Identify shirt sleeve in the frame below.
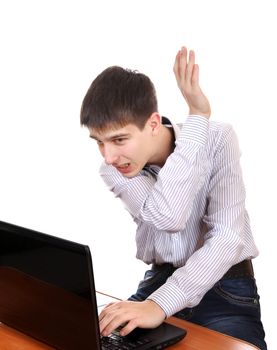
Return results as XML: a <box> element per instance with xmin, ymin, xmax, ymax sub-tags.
<box><xmin>100</xmin><ymin>115</ymin><xmax>209</xmax><ymax>232</ymax></box>
<box><xmin>147</xmin><ymin>125</ymin><xmax>257</xmax><ymax>316</ymax></box>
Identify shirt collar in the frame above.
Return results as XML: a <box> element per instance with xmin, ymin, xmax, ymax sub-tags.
<box><xmin>161</xmin><ymin>116</ymin><xmax>180</xmax><ymax>139</ymax></box>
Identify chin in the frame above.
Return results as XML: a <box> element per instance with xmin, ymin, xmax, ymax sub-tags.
<box><xmin>122</xmin><ymin>170</ymin><xmax>140</xmax><ymax>178</ymax></box>
<box><xmin>124</xmin><ymin>166</ymin><xmax>144</xmax><ymax>178</ymax></box>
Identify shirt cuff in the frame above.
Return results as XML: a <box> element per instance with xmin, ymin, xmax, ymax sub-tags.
<box><xmin>147</xmin><ymin>282</ymin><xmax>188</xmax><ymax>317</ymax></box>
<box><xmin>177</xmin><ymin>115</ymin><xmax>209</xmax><ymax>146</ymax></box>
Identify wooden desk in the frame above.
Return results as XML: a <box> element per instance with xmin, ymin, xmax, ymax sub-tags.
<box><xmin>0</xmin><ymin>323</ymin><xmax>52</xmax><ymax>350</ymax></box>
<box><xmin>165</xmin><ymin>317</ymin><xmax>259</xmax><ymax>350</ymax></box>
<box><xmin>1</xmin><ymin>315</ymin><xmax>259</xmax><ymax>350</ymax></box>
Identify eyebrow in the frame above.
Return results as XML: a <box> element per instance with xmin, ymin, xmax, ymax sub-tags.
<box><xmin>89</xmin><ymin>133</ymin><xmax>131</xmax><ymax>141</ymax></box>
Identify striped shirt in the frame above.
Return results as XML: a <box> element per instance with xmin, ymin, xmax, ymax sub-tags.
<box><xmin>99</xmin><ymin>115</ymin><xmax>259</xmax><ymax>317</ymax></box>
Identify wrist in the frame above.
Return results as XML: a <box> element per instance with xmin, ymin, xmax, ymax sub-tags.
<box><xmin>145</xmin><ymin>299</ymin><xmax>166</xmax><ymax>319</ymax></box>
<box><xmin>189</xmin><ymin>109</ymin><xmax>211</xmax><ymax>119</ymax></box>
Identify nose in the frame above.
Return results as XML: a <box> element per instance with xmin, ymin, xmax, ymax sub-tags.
<box><xmin>103</xmin><ymin>144</ymin><xmax>119</xmax><ymax>165</ymax></box>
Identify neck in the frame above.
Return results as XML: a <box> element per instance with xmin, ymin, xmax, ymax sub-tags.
<box><xmin>148</xmin><ymin>125</ymin><xmax>175</xmax><ymax>167</ymax></box>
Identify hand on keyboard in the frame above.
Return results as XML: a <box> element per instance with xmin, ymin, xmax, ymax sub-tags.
<box><xmin>99</xmin><ymin>299</ymin><xmax>166</xmax><ymax>337</ymax></box>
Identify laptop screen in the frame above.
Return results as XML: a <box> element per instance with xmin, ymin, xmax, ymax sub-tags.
<box><xmin>0</xmin><ymin>220</ymin><xmax>100</xmax><ymax>350</ymax></box>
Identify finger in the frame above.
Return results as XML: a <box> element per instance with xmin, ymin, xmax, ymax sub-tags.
<box><xmin>120</xmin><ymin>319</ymin><xmax>138</xmax><ymax>336</ymax></box>
<box><xmin>99</xmin><ymin>305</ymin><xmax>117</xmax><ymax>333</ymax></box>
<box><xmin>101</xmin><ymin>320</ymin><xmax>119</xmax><ymax>337</ymax></box>
<box><xmin>99</xmin><ymin>313</ymin><xmax>113</xmax><ymax>335</ymax></box>
<box><xmin>191</xmin><ymin>63</ymin><xmax>199</xmax><ymax>87</ymax></box>
<box><xmin>105</xmin><ymin>317</ymin><xmax>132</xmax><ymax>337</ymax></box>
<box><xmin>100</xmin><ymin>312</ymin><xmax>123</xmax><ymax>336</ymax></box>
<box><xmin>185</xmin><ymin>50</ymin><xmax>195</xmax><ymax>84</ymax></box>
<box><xmin>179</xmin><ymin>47</ymin><xmax>188</xmax><ymax>87</ymax></box>
<box><xmin>173</xmin><ymin>50</ymin><xmax>181</xmax><ymax>81</ymax></box>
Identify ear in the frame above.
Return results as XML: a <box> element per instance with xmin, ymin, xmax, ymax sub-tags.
<box><xmin>146</xmin><ymin>113</ymin><xmax>162</xmax><ymax>135</ymax></box>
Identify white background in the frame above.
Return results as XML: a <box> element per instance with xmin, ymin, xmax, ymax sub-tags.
<box><xmin>0</xmin><ymin>1</ymin><xmax>275</xmax><ymax>348</ymax></box>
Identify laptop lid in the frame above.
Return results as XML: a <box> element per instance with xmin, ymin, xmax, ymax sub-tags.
<box><xmin>0</xmin><ymin>220</ymin><xmax>186</xmax><ymax>349</ymax></box>
<box><xmin>0</xmin><ymin>220</ymin><xmax>100</xmax><ymax>349</ymax></box>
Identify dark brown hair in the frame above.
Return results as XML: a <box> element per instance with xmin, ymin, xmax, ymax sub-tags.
<box><xmin>80</xmin><ymin>66</ymin><xmax>158</xmax><ymax>131</ymax></box>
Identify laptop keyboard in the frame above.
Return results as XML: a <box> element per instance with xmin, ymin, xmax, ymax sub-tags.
<box><xmin>102</xmin><ymin>330</ymin><xmax>151</xmax><ymax>349</ymax></box>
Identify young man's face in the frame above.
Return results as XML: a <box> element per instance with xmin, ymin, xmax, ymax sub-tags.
<box><xmin>90</xmin><ymin>116</ymin><xmax>160</xmax><ymax>178</ymax></box>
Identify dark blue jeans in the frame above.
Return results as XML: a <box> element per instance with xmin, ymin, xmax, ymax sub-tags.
<box><xmin>129</xmin><ymin>263</ymin><xmax>267</xmax><ymax>350</ymax></box>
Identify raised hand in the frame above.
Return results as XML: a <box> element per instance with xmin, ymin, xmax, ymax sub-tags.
<box><xmin>173</xmin><ymin>47</ymin><xmax>211</xmax><ymax>118</ymax></box>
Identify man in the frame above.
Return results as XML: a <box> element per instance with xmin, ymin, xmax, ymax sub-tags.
<box><xmin>80</xmin><ymin>47</ymin><xmax>267</xmax><ymax>349</ymax></box>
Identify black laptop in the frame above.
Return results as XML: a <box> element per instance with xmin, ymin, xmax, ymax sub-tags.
<box><xmin>0</xmin><ymin>220</ymin><xmax>186</xmax><ymax>349</ymax></box>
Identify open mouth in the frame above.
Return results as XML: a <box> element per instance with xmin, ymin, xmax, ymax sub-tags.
<box><xmin>116</xmin><ymin>163</ymin><xmax>132</xmax><ymax>174</ymax></box>
<box><xmin>118</xmin><ymin>163</ymin><xmax>130</xmax><ymax>168</ymax></box>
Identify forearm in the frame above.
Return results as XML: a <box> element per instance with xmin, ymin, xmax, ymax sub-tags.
<box><xmin>147</xmin><ymin>230</ymin><xmax>249</xmax><ymax>317</ymax></box>
<box><xmin>138</xmin><ymin>115</ymin><xmax>209</xmax><ymax>231</ymax></box>
<box><xmin>100</xmin><ymin>116</ymin><xmax>209</xmax><ymax>231</ymax></box>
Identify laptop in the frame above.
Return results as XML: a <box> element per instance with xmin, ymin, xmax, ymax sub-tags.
<box><xmin>0</xmin><ymin>220</ymin><xmax>186</xmax><ymax>349</ymax></box>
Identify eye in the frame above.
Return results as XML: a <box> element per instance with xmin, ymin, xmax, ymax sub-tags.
<box><xmin>96</xmin><ymin>140</ymin><xmax>103</xmax><ymax>147</ymax></box>
<box><xmin>113</xmin><ymin>138</ymin><xmax>126</xmax><ymax>145</ymax></box>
